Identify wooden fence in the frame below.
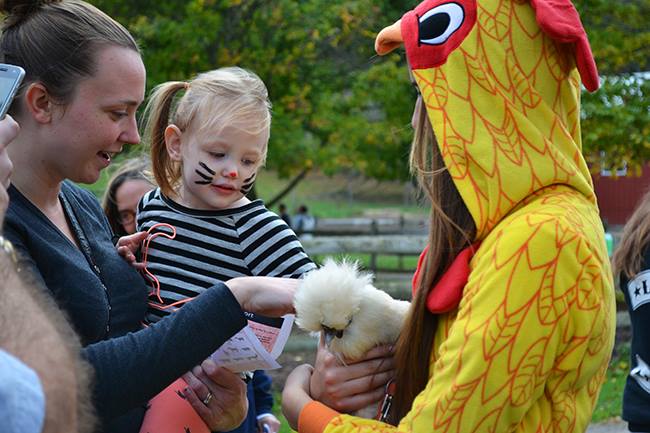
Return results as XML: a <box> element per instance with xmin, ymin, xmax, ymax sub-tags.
<box><xmin>305</xmin><ymin>215</ymin><xmax>428</xmax><ymax>236</ymax></box>
<box><xmin>300</xmin><ymin>234</ymin><xmax>426</xmax><ymax>299</ymax></box>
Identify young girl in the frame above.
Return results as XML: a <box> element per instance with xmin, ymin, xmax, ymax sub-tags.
<box><xmin>137</xmin><ymin>67</ymin><xmax>316</xmax><ymax>433</ymax></box>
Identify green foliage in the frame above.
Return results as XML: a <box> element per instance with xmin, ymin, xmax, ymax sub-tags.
<box><xmin>574</xmin><ymin>0</ymin><xmax>650</xmax><ymax>75</ymax></box>
<box><xmin>574</xmin><ymin>0</ymin><xmax>650</xmax><ymax>172</ymax></box>
<box><xmin>582</xmin><ymin>75</ymin><xmax>650</xmax><ymax>173</ymax></box>
<box><xmin>89</xmin><ymin>0</ymin><xmax>650</xmax><ymax>182</ymax></box>
<box><xmin>90</xmin><ymin>0</ymin><xmax>414</xmax><ymax>182</ymax></box>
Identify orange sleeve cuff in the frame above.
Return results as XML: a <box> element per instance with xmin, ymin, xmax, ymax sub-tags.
<box><xmin>298</xmin><ymin>401</ymin><xmax>340</xmax><ymax>433</ymax></box>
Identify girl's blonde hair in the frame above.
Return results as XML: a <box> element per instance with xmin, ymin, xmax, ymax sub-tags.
<box><xmin>612</xmin><ymin>189</ymin><xmax>650</xmax><ymax>279</ymax></box>
<box><xmin>143</xmin><ymin>67</ymin><xmax>272</xmax><ymax>196</ymax></box>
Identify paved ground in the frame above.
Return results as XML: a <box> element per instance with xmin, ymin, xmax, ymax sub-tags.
<box><xmin>586</xmin><ymin>419</ymin><xmax>627</xmax><ymax>433</ymax></box>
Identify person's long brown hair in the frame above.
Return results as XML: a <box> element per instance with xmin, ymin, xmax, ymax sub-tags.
<box><xmin>388</xmin><ymin>95</ymin><xmax>476</xmax><ymax>424</ymax></box>
<box><xmin>612</xmin><ymin>188</ymin><xmax>650</xmax><ymax>279</ymax></box>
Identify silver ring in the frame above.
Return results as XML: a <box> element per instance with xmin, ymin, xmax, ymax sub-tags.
<box><xmin>202</xmin><ymin>391</ymin><xmax>213</xmax><ymax>406</ymax></box>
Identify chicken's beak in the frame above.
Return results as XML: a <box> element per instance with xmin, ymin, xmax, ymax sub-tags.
<box><xmin>323</xmin><ymin>328</ymin><xmax>344</xmax><ymax>347</ymax></box>
<box><xmin>324</xmin><ymin>329</ymin><xmax>335</xmax><ymax>347</ymax></box>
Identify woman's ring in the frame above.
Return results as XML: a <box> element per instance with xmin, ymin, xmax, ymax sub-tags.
<box><xmin>202</xmin><ymin>391</ymin><xmax>213</xmax><ymax>405</ymax></box>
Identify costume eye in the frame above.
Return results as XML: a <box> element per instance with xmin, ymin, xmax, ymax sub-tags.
<box><xmin>418</xmin><ymin>2</ymin><xmax>465</xmax><ymax>46</ymax></box>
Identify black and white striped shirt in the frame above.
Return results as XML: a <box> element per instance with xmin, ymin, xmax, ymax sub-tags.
<box><xmin>137</xmin><ymin>188</ymin><xmax>316</xmax><ymax>323</ymax></box>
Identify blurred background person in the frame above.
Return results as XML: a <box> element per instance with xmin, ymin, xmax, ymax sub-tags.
<box><xmin>102</xmin><ymin>156</ymin><xmax>154</xmax><ymax>237</ymax></box>
<box><xmin>612</xmin><ymin>190</ymin><xmax>650</xmax><ymax>433</ymax></box>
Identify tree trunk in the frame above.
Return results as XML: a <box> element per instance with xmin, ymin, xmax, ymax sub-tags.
<box><xmin>267</xmin><ymin>167</ymin><xmax>311</xmax><ymax>208</ymax></box>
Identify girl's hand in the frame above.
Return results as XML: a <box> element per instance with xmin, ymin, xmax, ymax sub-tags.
<box><xmin>281</xmin><ymin>364</ymin><xmax>314</xmax><ymax>430</ymax></box>
<box><xmin>310</xmin><ymin>337</ymin><xmax>395</xmax><ymax>413</ymax></box>
<box><xmin>225</xmin><ymin>276</ymin><xmax>298</xmax><ymax>317</ymax></box>
<box><xmin>115</xmin><ymin>231</ymin><xmax>148</xmax><ymax>269</ymax></box>
<box><xmin>182</xmin><ymin>358</ymin><xmax>248</xmax><ymax>431</ymax></box>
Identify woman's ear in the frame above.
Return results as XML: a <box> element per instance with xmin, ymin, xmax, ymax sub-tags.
<box><xmin>164</xmin><ymin>124</ymin><xmax>183</xmax><ymax>161</ymax></box>
<box><xmin>24</xmin><ymin>83</ymin><xmax>54</xmax><ymax>124</ymax></box>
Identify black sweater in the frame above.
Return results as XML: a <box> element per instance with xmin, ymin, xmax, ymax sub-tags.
<box><xmin>620</xmin><ymin>246</ymin><xmax>650</xmax><ymax>432</ymax></box>
<box><xmin>5</xmin><ymin>182</ymin><xmax>247</xmax><ymax>432</ymax></box>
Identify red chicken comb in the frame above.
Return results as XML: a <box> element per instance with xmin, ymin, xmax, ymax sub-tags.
<box><xmin>530</xmin><ymin>0</ymin><xmax>600</xmax><ymax>92</ymax></box>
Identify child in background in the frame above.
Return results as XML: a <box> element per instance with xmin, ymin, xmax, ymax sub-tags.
<box><xmin>138</xmin><ymin>67</ymin><xmax>316</xmax><ymax>433</ymax></box>
<box><xmin>102</xmin><ymin>156</ymin><xmax>154</xmax><ymax>237</ymax></box>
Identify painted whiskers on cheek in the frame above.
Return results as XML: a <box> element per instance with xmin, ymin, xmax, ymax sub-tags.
<box><xmin>195</xmin><ymin>161</ymin><xmax>216</xmax><ymax>185</ymax></box>
<box><xmin>240</xmin><ymin>173</ymin><xmax>256</xmax><ymax>194</ymax></box>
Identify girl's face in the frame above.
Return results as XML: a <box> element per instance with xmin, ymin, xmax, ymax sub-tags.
<box><xmin>115</xmin><ymin>178</ymin><xmax>152</xmax><ymax>234</ymax></box>
<box><xmin>44</xmin><ymin>46</ymin><xmax>145</xmax><ymax>184</ymax></box>
<box><xmin>168</xmin><ymin>120</ymin><xmax>267</xmax><ymax>211</ymax></box>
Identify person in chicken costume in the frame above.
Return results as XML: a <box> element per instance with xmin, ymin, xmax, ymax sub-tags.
<box><xmin>282</xmin><ymin>0</ymin><xmax>616</xmax><ymax>432</ymax></box>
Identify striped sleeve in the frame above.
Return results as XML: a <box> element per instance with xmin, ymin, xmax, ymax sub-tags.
<box><xmin>235</xmin><ymin>207</ymin><xmax>316</xmax><ymax>278</ymax></box>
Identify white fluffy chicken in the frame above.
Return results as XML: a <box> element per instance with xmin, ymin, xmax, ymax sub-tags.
<box><xmin>294</xmin><ymin>258</ymin><xmax>410</xmax><ymax>361</ymax></box>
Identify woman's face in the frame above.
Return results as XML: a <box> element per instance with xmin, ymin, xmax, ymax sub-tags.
<box><xmin>46</xmin><ymin>46</ymin><xmax>146</xmax><ymax>185</ymax></box>
<box><xmin>115</xmin><ymin>178</ymin><xmax>152</xmax><ymax>234</ymax></box>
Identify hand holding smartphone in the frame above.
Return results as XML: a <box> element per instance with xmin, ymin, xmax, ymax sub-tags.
<box><xmin>0</xmin><ymin>64</ymin><xmax>25</xmax><ymax>120</ymax></box>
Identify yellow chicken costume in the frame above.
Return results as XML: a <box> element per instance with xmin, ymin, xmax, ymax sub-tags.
<box><xmin>298</xmin><ymin>0</ymin><xmax>615</xmax><ymax>432</ymax></box>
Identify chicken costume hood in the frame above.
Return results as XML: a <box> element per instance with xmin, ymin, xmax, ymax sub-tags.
<box><xmin>298</xmin><ymin>1</ymin><xmax>616</xmax><ymax>433</ymax></box>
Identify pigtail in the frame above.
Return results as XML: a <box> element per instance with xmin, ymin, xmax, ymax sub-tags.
<box><xmin>142</xmin><ymin>81</ymin><xmax>187</xmax><ymax>197</ymax></box>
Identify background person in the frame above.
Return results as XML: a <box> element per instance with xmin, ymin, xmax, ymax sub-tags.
<box><xmin>612</xmin><ymin>190</ymin><xmax>650</xmax><ymax>432</ymax></box>
<box><xmin>278</xmin><ymin>203</ymin><xmax>291</xmax><ymax>228</ymax></box>
<box><xmin>292</xmin><ymin>204</ymin><xmax>315</xmax><ymax>238</ymax></box>
<box><xmin>102</xmin><ymin>156</ymin><xmax>154</xmax><ymax>237</ymax></box>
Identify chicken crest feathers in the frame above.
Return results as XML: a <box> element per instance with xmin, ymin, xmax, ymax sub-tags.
<box><xmin>294</xmin><ymin>258</ymin><xmax>371</xmax><ymax>333</ymax></box>
<box><xmin>294</xmin><ymin>257</ymin><xmax>410</xmax><ymax>360</ymax></box>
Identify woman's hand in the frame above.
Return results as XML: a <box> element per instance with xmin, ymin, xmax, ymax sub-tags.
<box><xmin>257</xmin><ymin>413</ymin><xmax>281</xmax><ymax>433</ymax></box>
<box><xmin>310</xmin><ymin>337</ymin><xmax>395</xmax><ymax>413</ymax></box>
<box><xmin>225</xmin><ymin>276</ymin><xmax>298</xmax><ymax>317</ymax></box>
<box><xmin>115</xmin><ymin>231</ymin><xmax>147</xmax><ymax>269</ymax></box>
<box><xmin>181</xmin><ymin>358</ymin><xmax>248</xmax><ymax>431</ymax></box>
<box><xmin>281</xmin><ymin>364</ymin><xmax>314</xmax><ymax>430</ymax></box>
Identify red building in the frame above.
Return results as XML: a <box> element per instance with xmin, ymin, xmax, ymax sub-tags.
<box><xmin>593</xmin><ymin>164</ymin><xmax>650</xmax><ymax>227</ymax></box>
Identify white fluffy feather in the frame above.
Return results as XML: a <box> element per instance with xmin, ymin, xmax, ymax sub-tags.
<box><xmin>294</xmin><ymin>258</ymin><xmax>410</xmax><ymax>361</ymax></box>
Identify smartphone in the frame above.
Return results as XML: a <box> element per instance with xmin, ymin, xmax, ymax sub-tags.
<box><xmin>0</xmin><ymin>64</ymin><xmax>25</xmax><ymax>120</ymax></box>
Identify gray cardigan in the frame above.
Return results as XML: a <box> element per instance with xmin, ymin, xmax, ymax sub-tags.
<box><xmin>5</xmin><ymin>181</ymin><xmax>247</xmax><ymax>433</ymax></box>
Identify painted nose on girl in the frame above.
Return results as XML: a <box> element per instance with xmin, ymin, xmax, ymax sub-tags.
<box><xmin>222</xmin><ymin>165</ymin><xmax>238</xmax><ymax>179</ymax></box>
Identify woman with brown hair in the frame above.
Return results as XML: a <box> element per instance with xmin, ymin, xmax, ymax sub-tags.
<box><xmin>612</xmin><ymin>191</ymin><xmax>650</xmax><ymax>432</ymax></box>
<box><xmin>102</xmin><ymin>156</ymin><xmax>154</xmax><ymax>238</ymax></box>
<box><xmin>283</xmin><ymin>1</ymin><xmax>615</xmax><ymax>432</ymax></box>
<box><xmin>1</xmin><ymin>1</ymin><xmax>298</xmax><ymax>432</ymax></box>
